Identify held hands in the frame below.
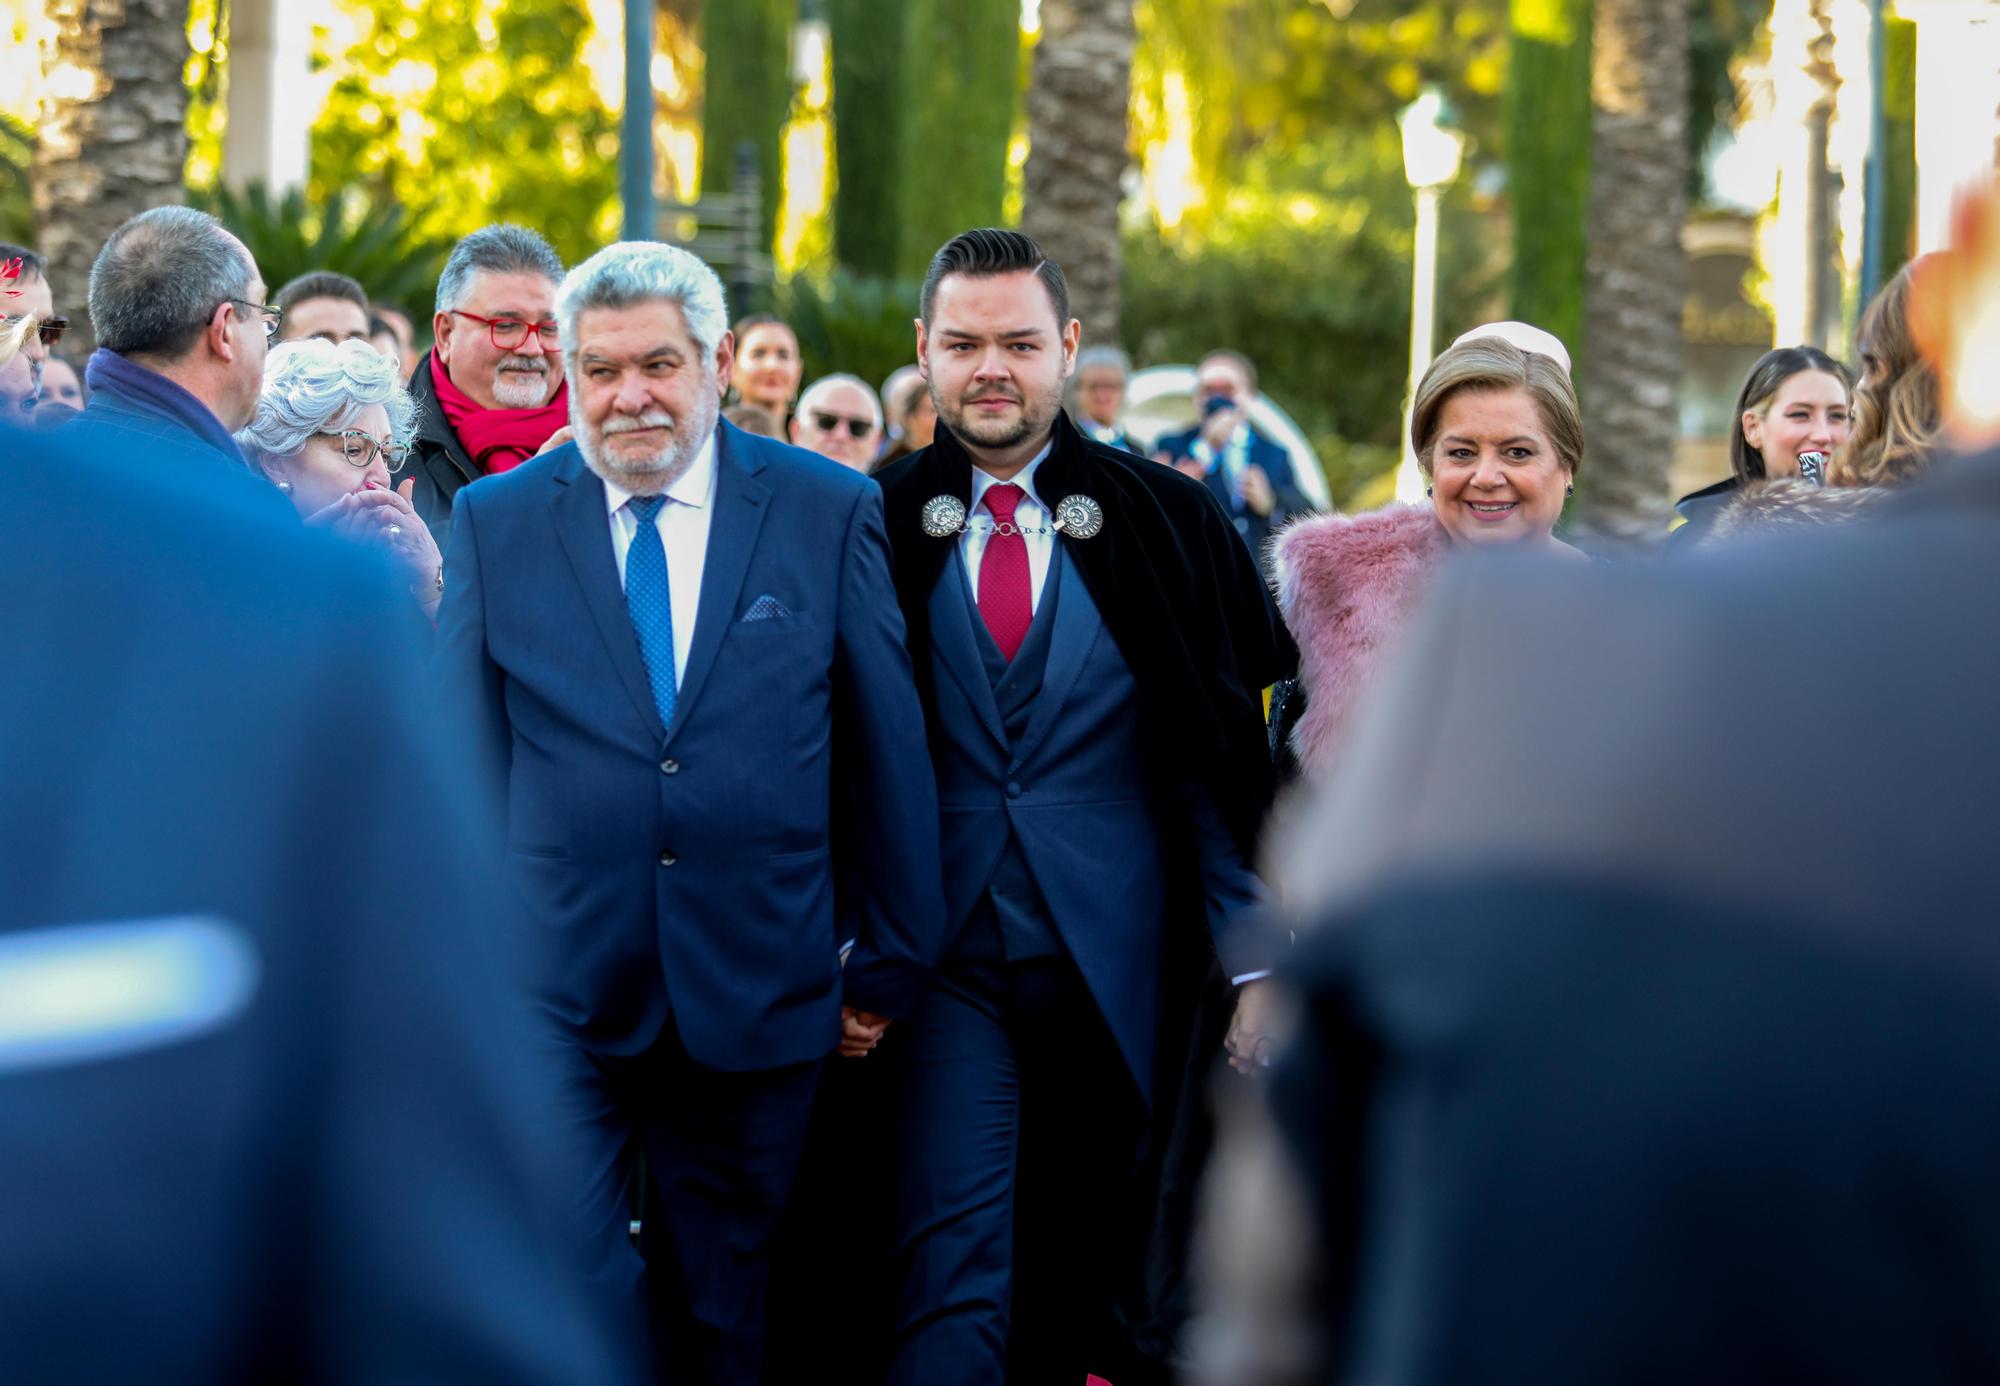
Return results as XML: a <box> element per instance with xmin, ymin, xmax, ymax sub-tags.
<box><xmin>839</xmin><ymin>1006</ymin><xmax>891</xmax><ymax>1059</ymax></box>
<box><xmin>1223</xmin><ymin>978</ymin><xmax>1277</xmax><ymax>1076</ymax></box>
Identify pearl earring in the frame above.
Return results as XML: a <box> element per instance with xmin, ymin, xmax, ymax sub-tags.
<box><xmin>275</xmin><ymin>480</ymin><xmax>292</xmax><ymax>493</ymax></box>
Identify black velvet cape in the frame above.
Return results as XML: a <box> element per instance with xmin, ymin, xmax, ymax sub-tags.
<box><xmin>872</xmin><ymin>409</ymin><xmax>1299</xmax><ymax>1374</ymax></box>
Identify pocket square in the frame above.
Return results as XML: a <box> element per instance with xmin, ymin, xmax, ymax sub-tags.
<box><xmin>741</xmin><ymin>594</ymin><xmax>792</xmax><ymax>622</ymax></box>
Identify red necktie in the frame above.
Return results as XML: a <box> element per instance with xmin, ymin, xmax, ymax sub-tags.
<box><xmin>977</xmin><ymin>483</ymin><xmax>1033</xmax><ymax>660</ymax></box>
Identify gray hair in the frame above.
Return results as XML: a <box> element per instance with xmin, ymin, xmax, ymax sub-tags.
<box><xmin>434</xmin><ymin>224</ymin><xmax>564</xmax><ymax>316</ymax></box>
<box><xmin>797</xmin><ymin>373</ymin><xmax>883</xmax><ymax>431</ymax></box>
<box><xmin>234</xmin><ymin>338</ymin><xmax>416</xmax><ymax>461</ymax></box>
<box><xmin>556</xmin><ymin>241</ymin><xmax>729</xmax><ymax>371</ymax></box>
<box><xmin>88</xmin><ymin>206</ymin><xmax>253</xmax><ymax>359</ymax></box>
<box><xmin>1075</xmin><ymin>345</ymin><xmax>1131</xmax><ymax>378</ymax></box>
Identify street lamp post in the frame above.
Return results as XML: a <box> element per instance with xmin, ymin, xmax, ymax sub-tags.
<box><xmin>1394</xmin><ymin>87</ymin><xmax>1467</xmax><ymax>503</ymax></box>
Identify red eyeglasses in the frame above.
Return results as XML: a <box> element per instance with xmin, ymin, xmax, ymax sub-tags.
<box><xmin>449</xmin><ymin>309</ymin><xmax>559</xmax><ymax>351</ymax></box>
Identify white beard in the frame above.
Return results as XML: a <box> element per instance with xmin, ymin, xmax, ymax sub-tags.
<box><xmin>491</xmin><ymin>357</ymin><xmax>551</xmax><ymax>408</ymax></box>
<box><xmin>575</xmin><ymin>390</ymin><xmax>718</xmax><ymax>497</ymax></box>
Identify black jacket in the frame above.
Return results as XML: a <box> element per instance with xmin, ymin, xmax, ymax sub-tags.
<box><xmin>403</xmin><ymin>349</ymin><xmax>481</xmax><ymax>545</ymax></box>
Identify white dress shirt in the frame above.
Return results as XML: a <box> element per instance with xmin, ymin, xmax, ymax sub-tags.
<box><xmin>601</xmin><ymin>429</ymin><xmax>717</xmax><ymax>688</ymax></box>
<box><xmin>963</xmin><ymin>441</ymin><xmax>1056</xmax><ymax>614</ymax></box>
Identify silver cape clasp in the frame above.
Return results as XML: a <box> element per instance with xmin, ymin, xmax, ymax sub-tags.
<box><xmin>1051</xmin><ymin>494</ymin><xmax>1105</xmax><ymax>539</ymax></box>
<box><xmin>920</xmin><ymin>495</ymin><xmax>969</xmax><ymax>538</ymax></box>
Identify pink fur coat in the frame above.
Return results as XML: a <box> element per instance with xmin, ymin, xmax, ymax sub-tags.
<box><xmin>1270</xmin><ymin>504</ymin><xmax>1448</xmax><ymax>782</ymax></box>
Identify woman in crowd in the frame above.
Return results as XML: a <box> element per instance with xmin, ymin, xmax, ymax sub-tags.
<box><xmin>1674</xmin><ymin>346</ymin><xmax>1853</xmax><ymax>545</ymax></box>
<box><xmin>1269</xmin><ymin>324</ymin><xmax>1584</xmax><ymax>784</ymax></box>
<box><xmin>40</xmin><ymin>353</ymin><xmax>86</xmax><ymax>409</ymax></box>
<box><xmin>236</xmin><ymin>339</ymin><xmax>443</xmax><ymax>620</ymax></box>
<box><xmin>727</xmin><ymin>312</ymin><xmax>803</xmax><ymax>430</ymax></box>
<box><xmin>874</xmin><ymin>368</ymin><xmax>937</xmax><ymax>469</ymax></box>
<box><xmin>1832</xmin><ymin>259</ymin><xmax>1943</xmax><ymax>488</ymax></box>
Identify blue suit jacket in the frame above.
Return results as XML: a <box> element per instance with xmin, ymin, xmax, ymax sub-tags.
<box><xmin>437</xmin><ymin>421</ymin><xmax>947</xmax><ymax>1069</ymax></box>
<box><xmin>1155</xmin><ymin>421</ymin><xmax>1309</xmax><ymax>561</ymax></box>
<box><xmin>0</xmin><ymin>422</ymin><xmax>633</xmax><ymax>1383</ymax></box>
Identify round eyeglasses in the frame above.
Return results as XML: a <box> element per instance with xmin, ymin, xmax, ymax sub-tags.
<box><xmin>317</xmin><ymin>429</ymin><xmax>409</xmax><ymax>472</ymax></box>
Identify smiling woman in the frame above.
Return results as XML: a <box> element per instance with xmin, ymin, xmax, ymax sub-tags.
<box><xmin>1269</xmin><ymin>327</ymin><xmax>1585</xmax><ymax>784</ymax></box>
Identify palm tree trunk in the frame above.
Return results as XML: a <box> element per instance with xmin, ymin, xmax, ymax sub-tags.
<box><xmin>1575</xmin><ymin>0</ymin><xmax>1689</xmax><ymax>549</ymax></box>
<box><xmin>35</xmin><ymin>0</ymin><xmax>194</xmax><ymax>358</ymax></box>
<box><xmin>1020</xmin><ymin>0</ymin><xmax>1136</xmax><ymax>348</ymax></box>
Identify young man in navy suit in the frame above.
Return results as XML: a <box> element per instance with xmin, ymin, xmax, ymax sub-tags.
<box><xmin>871</xmin><ymin>230</ymin><xmax>1296</xmax><ymax>1383</ymax></box>
<box><xmin>436</xmin><ymin>242</ymin><xmax>947</xmax><ymax>1383</ymax></box>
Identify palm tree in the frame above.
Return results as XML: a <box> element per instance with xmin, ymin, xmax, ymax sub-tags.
<box><xmin>1575</xmin><ymin>0</ymin><xmax>1689</xmax><ymax>548</ymax></box>
<box><xmin>34</xmin><ymin>0</ymin><xmax>195</xmax><ymax>356</ymax></box>
<box><xmin>1020</xmin><ymin>0</ymin><xmax>1136</xmax><ymax>348</ymax></box>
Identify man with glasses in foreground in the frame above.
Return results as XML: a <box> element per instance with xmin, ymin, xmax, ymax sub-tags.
<box><xmin>404</xmin><ymin>224</ymin><xmax>570</xmax><ymax>543</ymax></box>
<box><xmin>790</xmin><ymin>372</ymin><xmax>885</xmax><ymax>472</ymax></box>
<box><xmin>60</xmin><ymin>208</ymin><xmax>288</xmax><ymax>515</ymax></box>
<box><xmin>237</xmin><ymin>339</ymin><xmax>445</xmax><ymax>619</ymax></box>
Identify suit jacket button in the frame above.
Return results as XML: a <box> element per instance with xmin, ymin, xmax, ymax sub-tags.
<box><xmin>1005</xmin><ymin>781</ymin><xmax>1022</xmax><ymax>800</ymax></box>
<box><xmin>658</xmin><ymin>850</ymin><xmax>677</xmax><ymax>867</ymax></box>
<box><xmin>660</xmin><ymin>757</ymin><xmax>680</xmax><ymax>775</ymax></box>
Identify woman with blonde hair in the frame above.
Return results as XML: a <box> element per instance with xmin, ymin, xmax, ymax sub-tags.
<box><xmin>1270</xmin><ymin>324</ymin><xmax>1584</xmax><ymax>783</ymax></box>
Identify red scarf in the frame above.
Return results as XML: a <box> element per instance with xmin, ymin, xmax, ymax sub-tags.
<box><xmin>428</xmin><ymin>351</ymin><xmax>569</xmax><ymax>474</ymax></box>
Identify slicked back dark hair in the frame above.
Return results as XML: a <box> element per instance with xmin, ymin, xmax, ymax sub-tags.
<box><xmin>88</xmin><ymin>206</ymin><xmax>253</xmax><ymax>359</ymax></box>
<box><xmin>276</xmin><ymin>269</ymin><xmax>369</xmax><ymax>315</ymax></box>
<box><xmin>919</xmin><ymin>228</ymin><xmax>1069</xmax><ymax>330</ymax></box>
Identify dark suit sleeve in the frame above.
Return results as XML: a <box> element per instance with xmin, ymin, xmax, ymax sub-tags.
<box><xmin>434</xmin><ymin>491</ymin><xmax>511</xmax><ymax>802</ymax></box>
<box><xmin>828</xmin><ymin>482</ymin><xmax>948</xmax><ymax>1019</ymax></box>
<box><xmin>1258</xmin><ymin>436</ymin><xmax>1312</xmax><ymax>522</ymax></box>
<box><xmin>1179</xmin><ymin>778</ymin><xmax>1280</xmax><ymax>980</ymax></box>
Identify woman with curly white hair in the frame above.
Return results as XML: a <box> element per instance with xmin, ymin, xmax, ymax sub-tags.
<box><xmin>237</xmin><ymin>338</ymin><xmax>444</xmax><ymax>618</ymax></box>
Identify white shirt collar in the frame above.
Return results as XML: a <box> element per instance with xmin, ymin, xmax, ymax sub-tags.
<box><xmin>601</xmin><ymin>426</ymin><xmax>718</xmax><ymax>516</ymax></box>
<box><xmin>969</xmin><ymin>438</ymin><xmax>1055</xmax><ymax>515</ymax></box>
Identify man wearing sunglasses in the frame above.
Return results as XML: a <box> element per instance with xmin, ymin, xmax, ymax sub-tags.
<box><xmin>1</xmin><ymin>241</ymin><xmax>59</xmax><ymax>401</ymax></box>
<box><xmin>404</xmin><ymin>225</ymin><xmax>570</xmax><ymax>544</ymax></box>
<box><xmin>789</xmin><ymin>372</ymin><xmax>884</xmax><ymax>473</ymax></box>
<box><xmin>61</xmin><ymin>208</ymin><xmax>285</xmax><ymax>516</ymax></box>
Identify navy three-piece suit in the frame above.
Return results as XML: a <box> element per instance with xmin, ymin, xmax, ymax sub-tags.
<box><xmin>437</xmin><ymin>419</ymin><xmax>946</xmax><ymax>1381</ymax></box>
<box><xmin>874</xmin><ymin>413</ymin><xmax>1296</xmax><ymax>1382</ymax></box>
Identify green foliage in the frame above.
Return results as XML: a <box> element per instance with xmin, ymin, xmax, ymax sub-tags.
<box><xmin>1688</xmin><ymin>0</ymin><xmax>1771</xmax><ymax>201</ymax></box>
<box><xmin>1506</xmin><ymin>0</ymin><xmax>1590</xmax><ymax>356</ymax></box>
<box><xmin>898</xmin><ymin>0</ymin><xmax>1020</xmax><ymax>278</ymax></box>
<box><xmin>774</xmin><ymin>267</ymin><xmax>924</xmax><ymax>395</ymax></box>
<box><xmin>701</xmin><ymin>0</ymin><xmax>797</xmax><ymax>254</ymax></box>
<box><xmin>190</xmin><ymin>181</ymin><xmax>455</xmax><ymax>311</ymax></box>
<box><xmin>1136</xmin><ymin>0</ymin><xmax>1510</xmax><ymax>223</ymax></box>
<box><xmin>0</xmin><ymin>113</ymin><xmax>31</xmax><ymax>245</ymax></box>
<box><xmin>1122</xmin><ymin>126</ymin><xmax>1498</xmax><ymax>509</ymax></box>
<box><xmin>1876</xmin><ymin>15</ymin><xmax>1917</xmax><ymax>292</ymax></box>
<box><xmin>311</xmin><ymin>0</ymin><xmax>621</xmax><ymax>272</ymax></box>
<box><xmin>828</xmin><ymin>0</ymin><xmax>909</xmax><ymax>277</ymax></box>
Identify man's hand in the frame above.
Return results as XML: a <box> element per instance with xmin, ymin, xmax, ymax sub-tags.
<box><xmin>1223</xmin><ymin>978</ymin><xmax>1276</xmax><ymax>1075</ymax></box>
<box><xmin>1198</xmin><ymin>402</ymin><xmax>1239</xmax><ymax>452</ymax></box>
<box><xmin>534</xmin><ymin>425</ymin><xmax>575</xmax><ymax>457</ymax></box>
<box><xmin>1240</xmin><ymin>464</ymin><xmax>1276</xmax><ymax>518</ymax></box>
<box><xmin>839</xmin><ymin>1006</ymin><xmax>891</xmax><ymax>1059</ymax></box>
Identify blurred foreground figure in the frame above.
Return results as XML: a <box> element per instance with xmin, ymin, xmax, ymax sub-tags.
<box><xmin>0</xmin><ymin>423</ymin><xmax>633</xmax><ymax>1384</ymax></box>
<box><xmin>1207</xmin><ymin>447</ymin><xmax>2000</xmax><ymax>1382</ymax></box>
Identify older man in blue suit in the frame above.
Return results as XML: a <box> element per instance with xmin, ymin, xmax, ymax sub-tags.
<box><xmin>437</xmin><ymin>241</ymin><xmax>946</xmax><ymax>1383</ymax></box>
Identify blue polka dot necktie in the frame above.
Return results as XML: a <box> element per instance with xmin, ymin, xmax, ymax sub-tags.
<box><xmin>624</xmin><ymin>495</ymin><xmax>676</xmax><ymax>729</ymax></box>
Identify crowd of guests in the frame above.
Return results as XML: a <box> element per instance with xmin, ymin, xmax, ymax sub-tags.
<box><xmin>0</xmin><ymin>193</ymin><xmax>1976</xmax><ymax>1386</ymax></box>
